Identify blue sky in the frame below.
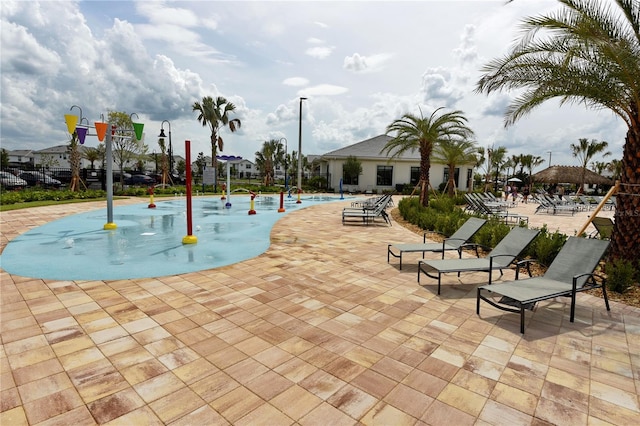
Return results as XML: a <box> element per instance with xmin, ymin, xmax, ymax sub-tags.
<box><xmin>1</xmin><ymin>0</ymin><xmax>624</xmax><ymax>170</ymax></box>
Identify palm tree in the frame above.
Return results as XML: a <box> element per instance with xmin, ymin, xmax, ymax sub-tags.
<box><xmin>255</xmin><ymin>139</ymin><xmax>279</xmax><ymax>186</ymax></box>
<box><xmin>383</xmin><ymin>107</ymin><xmax>474</xmax><ymax>206</ymax></box>
<box><xmin>607</xmin><ymin>159</ymin><xmax>623</xmax><ymax>181</ymax></box>
<box><xmin>192</xmin><ymin>96</ymin><xmax>241</xmax><ymax>191</ymax></box>
<box><xmin>488</xmin><ymin>146</ymin><xmax>507</xmax><ymax>192</ymax></box>
<box><xmin>432</xmin><ymin>139</ymin><xmax>478</xmax><ymax>197</ymax></box>
<box><xmin>570</xmin><ymin>138</ymin><xmax>611</xmax><ymax>194</ymax></box>
<box><xmin>83</xmin><ymin>147</ymin><xmax>101</xmax><ymax>169</ymax></box>
<box><xmin>520</xmin><ymin>154</ymin><xmax>545</xmax><ymax>191</ymax></box>
<box><xmin>476</xmin><ymin>0</ymin><xmax>640</xmax><ymax>264</ymax></box>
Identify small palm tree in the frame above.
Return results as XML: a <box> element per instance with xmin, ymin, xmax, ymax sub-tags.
<box><xmin>192</xmin><ymin>96</ymin><xmax>241</xmax><ymax>190</ymax></box>
<box><xmin>432</xmin><ymin>139</ymin><xmax>478</xmax><ymax>197</ymax></box>
<box><xmin>520</xmin><ymin>154</ymin><xmax>545</xmax><ymax>191</ymax></box>
<box><xmin>476</xmin><ymin>0</ymin><xmax>640</xmax><ymax>264</ymax></box>
<box><xmin>383</xmin><ymin>107</ymin><xmax>474</xmax><ymax>206</ymax></box>
<box><xmin>570</xmin><ymin>138</ymin><xmax>611</xmax><ymax>194</ymax></box>
<box><xmin>83</xmin><ymin>147</ymin><xmax>101</xmax><ymax>169</ymax></box>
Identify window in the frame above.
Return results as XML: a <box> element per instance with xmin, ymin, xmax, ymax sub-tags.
<box><xmin>342</xmin><ymin>167</ymin><xmax>358</xmax><ymax>185</ymax></box>
<box><xmin>376</xmin><ymin>165</ymin><xmax>393</xmax><ymax>186</ymax></box>
<box><xmin>410</xmin><ymin>167</ymin><xmax>420</xmax><ymax>185</ymax></box>
<box><xmin>443</xmin><ymin>167</ymin><xmax>460</xmax><ymax>188</ymax></box>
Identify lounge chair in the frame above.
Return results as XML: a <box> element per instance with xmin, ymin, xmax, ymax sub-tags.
<box><xmin>476</xmin><ymin>237</ymin><xmax>610</xmax><ymax>333</ymax></box>
<box><xmin>589</xmin><ymin>216</ymin><xmax>614</xmax><ymax>240</ymax></box>
<box><xmin>417</xmin><ymin>227</ymin><xmax>540</xmax><ymax>295</ymax></box>
<box><xmin>387</xmin><ymin>217</ymin><xmax>487</xmax><ymax>270</ymax></box>
<box><xmin>342</xmin><ymin>194</ymin><xmax>392</xmax><ymax>225</ymax></box>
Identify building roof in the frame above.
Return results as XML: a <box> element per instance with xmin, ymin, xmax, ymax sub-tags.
<box><xmin>321</xmin><ymin>134</ymin><xmax>420</xmax><ymax>160</ymax></box>
<box><xmin>7</xmin><ymin>150</ymin><xmax>33</xmax><ymax>156</ymax></box>
<box><xmin>34</xmin><ymin>144</ymin><xmax>69</xmax><ymax>154</ymax></box>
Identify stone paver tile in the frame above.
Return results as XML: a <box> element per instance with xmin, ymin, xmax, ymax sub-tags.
<box><xmin>299</xmin><ymin>369</ymin><xmax>347</xmax><ymax>401</ymax></box>
<box><xmin>299</xmin><ymin>401</ymin><xmax>358</xmax><ymax>426</ymax></box>
<box><xmin>22</xmin><ymin>387</ymin><xmax>84</xmax><ymax>425</ymax></box>
<box><xmin>167</xmin><ymin>404</ymin><xmax>229</xmax><ymax>426</ymax></box>
<box><xmin>402</xmin><ymin>369</ymin><xmax>448</xmax><ymax>398</ymax></box>
<box><xmin>274</xmin><ymin>357</ymin><xmax>318</xmax><ymax>383</ymax></box>
<box><xmin>17</xmin><ymin>372</ymin><xmax>73</xmax><ymax>404</ymax></box>
<box><xmin>108</xmin><ymin>346</ymin><xmax>154</xmax><ymax>369</ymax></box>
<box><xmin>323</xmin><ymin>356</ymin><xmax>367</xmax><ymax>382</ymax></box>
<box><xmin>158</xmin><ymin>347</ymin><xmax>200</xmax><ymax>370</ymax></box>
<box><xmin>545</xmin><ymin>366</ymin><xmax>590</xmax><ymax>394</ymax></box>
<box><xmin>437</xmin><ymin>383</ymin><xmax>487</xmax><ymax>417</ymax></box>
<box><xmin>235</xmin><ymin>402</ymin><xmax>294</xmax><ymax>426</ymax></box>
<box><xmin>97</xmin><ymin>336</ymin><xmax>139</xmax><ymax>357</ymax></box>
<box><xmin>498</xmin><ymin>366</ymin><xmax>545</xmax><ymax>395</ymax></box>
<box><xmin>59</xmin><ymin>346</ymin><xmax>105</xmax><ymax>371</ymax></box>
<box><xmin>420</xmin><ymin>399</ymin><xmax>475</xmax><ymax>426</ymax></box>
<box><xmin>234</xmin><ymin>335</ymin><xmax>272</xmax><ymax>356</ymax></box>
<box><xmin>172</xmin><ymin>357</ymin><xmax>216</xmax><ymax>384</ymax></box>
<box><xmin>1</xmin><ymin>387</ymin><xmax>21</xmax><ymax>412</ymax></box>
<box><xmin>102</xmin><ymin>405</ymin><xmax>163</xmax><ymax>426</ymax></box>
<box><xmin>206</xmin><ymin>346</ymin><xmax>248</xmax><ymax>370</ymax></box>
<box><xmin>490</xmin><ymin>382</ymin><xmax>537</xmax><ymax>416</ymax></box>
<box><xmin>589</xmin><ymin>380</ymin><xmax>639</xmax><ymax>411</ymax></box>
<box><xmin>535</xmin><ymin>397</ymin><xmax>588</xmax><ymax>425</ymax></box>
<box><xmin>246</xmin><ymin>370</ymin><xmax>293</xmax><ymax>401</ymax></box>
<box><xmin>68</xmin><ymin>361</ymin><xmax>130</xmax><ymax>404</ymax></box>
<box><xmin>189</xmin><ymin>370</ymin><xmax>239</xmax><ymax>403</ymax></box>
<box><xmin>277</xmin><ymin>336</ymin><xmax>315</xmax><ymax>355</ymax></box>
<box><xmin>351</xmin><ymin>369</ymin><xmax>397</xmax><ymax>400</ymax></box>
<box><xmin>253</xmin><ymin>345</ymin><xmax>294</xmax><ymax>369</ymax></box>
<box><xmin>588</xmin><ymin>395</ymin><xmax>640</xmax><ymax>425</ymax></box>
<box><xmin>120</xmin><ymin>358</ymin><xmax>168</xmax><ymax>386</ymax></box>
<box><xmin>7</xmin><ymin>345</ymin><xmax>56</xmax><ymax>370</ymax></box>
<box><xmin>51</xmin><ymin>335</ymin><xmax>95</xmax><ymax>357</ymax></box>
<box><xmin>224</xmin><ymin>357</ymin><xmax>269</xmax><ymax>385</ymax></box>
<box><xmin>463</xmin><ymin>355</ymin><xmax>504</xmax><ymax>381</ymax></box>
<box><xmin>33</xmin><ymin>405</ymin><xmax>96</xmax><ymax>426</ymax></box>
<box><xmin>383</xmin><ymin>383</ymin><xmax>433</xmax><ymax>419</ymax></box>
<box><xmin>149</xmin><ymin>387</ymin><xmax>206</xmax><ymax>424</ymax></box>
<box><xmin>478</xmin><ymin>399</ymin><xmax>533</xmax><ymax>425</ymax></box>
<box><xmin>326</xmin><ymin>383</ymin><xmax>378</xmax><ymax>420</ymax></box>
<box><xmin>451</xmin><ymin>368</ymin><xmax>496</xmax><ymax>397</ymax></box>
<box><xmin>133</xmin><ymin>371</ymin><xmax>185</xmax><ymax>403</ymax></box>
<box><xmin>3</xmin><ymin>335</ymin><xmax>49</xmax><ymax>356</ymax></box>
<box><xmin>11</xmin><ymin>358</ymin><xmax>64</xmax><ymax>387</ymax></box>
<box><xmin>86</xmin><ymin>387</ymin><xmax>144</xmax><ymax>424</ymax></box>
<box><xmin>0</xmin><ymin>406</ymin><xmax>28</xmax><ymax>426</ymax></box>
<box><xmin>270</xmin><ymin>385</ymin><xmax>323</xmax><ymax>421</ymax></box>
<box><xmin>541</xmin><ymin>381</ymin><xmax>589</xmax><ymax>413</ymax></box>
<box><xmin>209</xmin><ymin>386</ymin><xmax>263</xmax><ymax>424</ymax></box>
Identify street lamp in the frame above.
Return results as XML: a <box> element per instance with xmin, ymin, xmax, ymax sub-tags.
<box><xmin>297</xmin><ymin>97</ymin><xmax>307</xmax><ymax>198</ymax></box>
<box><xmin>159</xmin><ymin>120</ymin><xmax>173</xmax><ymax>180</ymax></box>
<box><xmin>280</xmin><ymin>137</ymin><xmax>288</xmax><ymax>191</ymax></box>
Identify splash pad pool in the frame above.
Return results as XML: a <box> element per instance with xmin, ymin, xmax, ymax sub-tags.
<box><xmin>0</xmin><ymin>195</ymin><xmax>350</xmax><ymax>281</ymax></box>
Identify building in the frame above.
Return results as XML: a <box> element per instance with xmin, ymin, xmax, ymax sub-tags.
<box><xmin>318</xmin><ymin>134</ymin><xmax>475</xmax><ymax>193</ymax></box>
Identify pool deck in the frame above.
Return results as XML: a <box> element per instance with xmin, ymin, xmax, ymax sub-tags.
<box><xmin>1</xmin><ymin>196</ymin><xmax>639</xmax><ymax>425</ymax></box>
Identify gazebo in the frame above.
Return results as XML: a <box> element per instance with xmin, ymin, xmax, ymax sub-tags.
<box><xmin>532</xmin><ymin>166</ymin><xmax>614</xmax><ymax>186</ymax></box>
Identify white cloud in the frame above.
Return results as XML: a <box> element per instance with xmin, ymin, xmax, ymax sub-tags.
<box><xmin>305</xmin><ymin>46</ymin><xmax>334</xmax><ymax>59</ymax></box>
<box><xmin>344</xmin><ymin>53</ymin><xmax>392</xmax><ymax>73</ymax></box>
<box><xmin>300</xmin><ymin>84</ymin><xmax>348</xmax><ymax>97</ymax></box>
<box><xmin>283</xmin><ymin>77</ymin><xmax>309</xmax><ymax>87</ymax></box>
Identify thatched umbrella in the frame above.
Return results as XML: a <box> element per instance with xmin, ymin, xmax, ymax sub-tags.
<box><xmin>532</xmin><ymin>166</ymin><xmax>613</xmax><ymax>186</ymax></box>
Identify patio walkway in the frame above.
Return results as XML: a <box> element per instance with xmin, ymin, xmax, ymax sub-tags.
<box><xmin>1</xmin><ymin>197</ymin><xmax>639</xmax><ymax>425</ymax></box>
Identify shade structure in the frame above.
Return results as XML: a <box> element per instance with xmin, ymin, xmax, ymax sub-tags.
<box><xmin>532</xmin><ymin>166</ymin><xmax>614</xmax><ymax>186</ymax></box>
<box><xmin>507</xmin><ymin>177</ymin><xmax>522</xmax><ymax>182</ymax></box>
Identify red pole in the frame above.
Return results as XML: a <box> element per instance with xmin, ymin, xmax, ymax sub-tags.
<box><xmin>182</xmin><ymin>140</ymin><xmax>197</xmax><ymax>244</ymax></box>
<box><xmin>278</xmin><ymin>191</ymin><xmax>285</xmax><ymax>213</ymax></box>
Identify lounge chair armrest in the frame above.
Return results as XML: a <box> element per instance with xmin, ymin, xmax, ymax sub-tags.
<box><xmin>514</xmin><ymin>258</ymin><xmax>541</xmax><ymax>279</ymax></box>
<box><xmin>423</xmin><ymin>230</ymin><xmax>444</xmax><ymax>243</ymax></box>
<box><xmin>488</xmin><ymin>253</ymin><xmax>517</xmax><ymax>269</ymax></box>
<box><xmin>458</xmin><ymin>242</ymin><xmax>481</xmax><ymax>257</ymax></box>
<box><xmin>573</xmin><ymin>272</ymin><xmax>604</xmax><ymax>289</ymax></box>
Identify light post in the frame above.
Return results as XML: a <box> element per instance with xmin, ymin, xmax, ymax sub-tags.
<box><xmin>297</xmin><ymin>97</ymin><xmax>307</xmax><ymax>203</ymax></box>
<box><xmin>547</xmin><ymin>150</ymin><xmax>552</xmax><ymax>166</ymax></box>
<box><xmin>280</xmin><ymin>137</ymin><xmax>288</xmax><ymax>192</ymax></box>
<box><xmin>159</xmin><ymin>120</ymin><xmax>173</xmax><ymax>181</ymax></box>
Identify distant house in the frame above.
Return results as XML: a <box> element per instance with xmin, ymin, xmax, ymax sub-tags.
<box><xmin>7</xmin><ymin>149</ymin><xmax>34</xmax><ymax>167</ymax></box>
<box><xmin>318</xmin><ymin>134</ymin><xmax>475</xmax><ymax>193</ymax></box>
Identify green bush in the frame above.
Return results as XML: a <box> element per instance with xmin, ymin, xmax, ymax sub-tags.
<box><xmin>605</xmin><ymin>258</ymin><xmax>637</xmax><ymax>294</ymax></box>
<box><xmin>0</xmin><ymin>188</ymin><xmax>107</xmax><ymax>205</ymax></box>
<box><xmin>472</xmin><ymin>219</ymin><xmax>511</xmax><ymax>248</ymax></box>
<box><xmin>526</xmin><ymin>225</ymin><xmax>568</xmax><ymax>265</ymax></box>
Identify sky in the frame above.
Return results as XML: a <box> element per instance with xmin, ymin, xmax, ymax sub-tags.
<box><xmin>0</xmin><ymin>0</ymin><xmax>626</xmax><ymax>172</ymax></box>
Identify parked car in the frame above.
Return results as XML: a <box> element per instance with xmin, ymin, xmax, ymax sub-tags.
<box><xmin>50</xmin><ymin>169</ymin><xmax>73</xmax><ymax>183</ymax></box>
<box><xmin>18</xmin><ymin>171</ymin><xmax>62</xmax><ymax>188</ymax></box>
<box><xmin>124</xmin><ymin>174</ymin><xmax>155</xmax><ymax>186</ymax></box>
<box><xmin>0</xmin><ymin>171</ymin><xmax>28</xmax><ymax>189</ymax></box>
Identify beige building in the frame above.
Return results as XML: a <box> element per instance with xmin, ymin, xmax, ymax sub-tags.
<box><xmin>319</xmin><ymin>134</ymin><xmax>475</xmax><ymax>193</ymax></box>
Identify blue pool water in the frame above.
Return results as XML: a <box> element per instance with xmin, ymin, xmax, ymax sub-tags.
<box><xmin>0</xmin><ymin>195</ymin><xmax>350</xmax><ymax>281</ymax></box>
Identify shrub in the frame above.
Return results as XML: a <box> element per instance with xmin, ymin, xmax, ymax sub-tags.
<box><xmin>605</xmin><ymin>258</ymin><xmax>637</xmax><ymax>294</ymax></box>
<box><xmin>526</xmin><ymin>225</ymin><xmax>568</xmax><ymax>265</ymax></box>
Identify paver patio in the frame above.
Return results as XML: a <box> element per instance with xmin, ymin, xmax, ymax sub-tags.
<box><xmin>1</xmin><ymin>196</ymin><xmax>639</xmax><ymax>425</ymax></box>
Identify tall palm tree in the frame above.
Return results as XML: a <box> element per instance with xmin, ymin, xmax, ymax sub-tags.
<box><xmin>520</xmin><ymin>154</ymin><xmax>545</xmax><ymax>190</ymax></box>
<box><xmin>570</xmin><ymin>138</ymin><xmax>611</xmax><ymax>194</ymax></box>
<box><xmin>192</xmin><ymin>96</ymin><xmax>241</xmax><ymax>190</ymax></box>
<box><xmin>476</xmin><ymin>0</ymin><xmax>640</xmax><ymax>264</ymax></box>
<box><xmin>82</xmin><ymin>147</ymin><xmax>101</xmax><ymax>169</ymax></box>
<box><xmin>383</xmin><ymin>107</ymin><xmax>474</xmax><ymax>206</ymax></box>
<box><xmin>255</xmin><ymin>139</ymin><xmax>279</xmax><ymax>186</ymax></box>
<box><xmin>432</xmin><ymin>139</ymin><xmax>478</xmax><ymax>197</ymax></box>
<box><xmin>488</xmin><ymin>146</ymin><xmax>508</xmax><ymax>192</ymax></box>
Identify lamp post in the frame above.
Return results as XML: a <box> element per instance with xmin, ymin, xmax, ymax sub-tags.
<box><xmin>280</xmin><ymin>137</ymin><xmax>288</xmax><ymax>192</ymax></box>
<box><xmin>159</xmin><ymin>120</ymin><xmax>173</xmax><ymax>181</ymax></box>
<box><xmin>297</xmin><ymin>97</ymin><xmax>307</xmax><ymax>202</ymax></box>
